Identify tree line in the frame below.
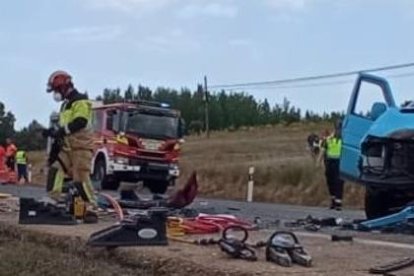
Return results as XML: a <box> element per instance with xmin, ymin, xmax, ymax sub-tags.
<box><xmin>97</xmin><ymin>84</ymin><xmax>344</xmax><ymax>133</ymax></box>
<box><xmin>0</xmin><ymin>102</ymin><xmax>46</xmax><ymax>151</ymax></box>
<box><xmin>0</xmin><ymin>85</ymin><xmax>343</xmax><ymax>150</ymax></box>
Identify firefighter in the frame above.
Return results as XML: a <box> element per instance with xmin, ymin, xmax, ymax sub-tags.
<box><xmin>42</xmin><ymin>70</ymin><xmax>98</xmax><ymax>223</ymax></box>
<box><xmin>318</xmin><ymin>121</ymin><xmax>344</xmax><ymax>210</ymax></box>
<box><xmin>15</xmin><ymin>149</ymin><xmax>29</xmax><ymax>184</ymax></box>
<box><xmin>5</xmin><ymin>138</ymin><xmax>17</xmax><ymax>172</ymax></box>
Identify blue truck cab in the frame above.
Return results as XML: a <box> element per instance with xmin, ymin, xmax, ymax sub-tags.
<box><xmin>340</xmin><ymin>73</ymin><xmax>414</xmax><ymax>219</ymax></box>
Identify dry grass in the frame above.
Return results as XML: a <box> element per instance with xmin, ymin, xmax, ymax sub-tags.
<box><xmin>27</xmin><ymin>122</ymin><xmax>365</xmax><ymax>209</ymax></box>
<box><xmin>179</xmin><ymin>123</ymin><xmax>365</xmax><ymax>209</ymax></box>
<box><xmin>0</xmin><ymin>236</ymin><xmax>150</xmax><ymax>276</ymax></box>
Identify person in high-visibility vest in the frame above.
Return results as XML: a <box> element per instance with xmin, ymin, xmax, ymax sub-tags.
<box><xmin>15</xmin><ymin>150</ymin><xmax>28</xmax><ymax>184</ymax></box>
<box><xmin>319</xmin><ymin>120</ymin><xmax>344</xmax><ymax>210</ymax></box>
<box><xmin>42</xmin><ymin>70</ymin><xmax>98</xmax><ymax>223</ymax></box>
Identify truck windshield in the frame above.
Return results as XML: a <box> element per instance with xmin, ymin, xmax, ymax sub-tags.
<box><xmin>126</xmin><ymin>111</ymin><xmax>179</xmax><ymax>139</ymax></box>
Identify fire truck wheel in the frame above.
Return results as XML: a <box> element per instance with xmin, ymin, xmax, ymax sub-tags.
<box><xmin>93</xmin><ymin>159</ymin><xmax>120</xmax><ymax>190</ymax></box>
<box><xmin>144</xmin><ymin>180</ymin><xmax>168</xmax><ymax>194</ymax></box>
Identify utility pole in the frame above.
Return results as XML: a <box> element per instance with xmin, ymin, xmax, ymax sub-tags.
<box><xmin>204</xmin><ymin>75</ymin><xmax>210</xmax><ymax>138</ymax></box>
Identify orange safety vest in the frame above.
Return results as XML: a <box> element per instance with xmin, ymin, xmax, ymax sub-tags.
<box><xmin>0</xmin><ymin>146</ymin><xmax>5</xmax><ymax>170</ymax></box>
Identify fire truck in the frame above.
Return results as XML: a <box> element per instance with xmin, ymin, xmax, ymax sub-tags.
<box><xmin>89</xmin><ymin>100</ymin><xmax>185</xmax><ymax>193</ymax></box>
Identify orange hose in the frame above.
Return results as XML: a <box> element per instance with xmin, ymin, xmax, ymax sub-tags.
<box><xmin>99</xmin><ymin>193</ymin><xmax>124</xmax><ymax>221</ymax></box>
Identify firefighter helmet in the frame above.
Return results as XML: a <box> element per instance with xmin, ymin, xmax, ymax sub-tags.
<box><xmin>47</xmin><ymin>70</ymin><xmax>73</xmax><ymax>93</ymax></box>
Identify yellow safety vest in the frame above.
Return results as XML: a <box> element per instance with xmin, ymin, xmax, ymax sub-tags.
<box><xmin>16</xmin><ymin>151</ymin><xmax>27</xmax><ymax>165</ymax></box>
<box><xmin>326</xmin><ymin>137</ymin><xmax>342</xmax><ymax>159</ymax></box>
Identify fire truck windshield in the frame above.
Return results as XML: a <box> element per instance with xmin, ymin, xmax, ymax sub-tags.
<box><xmin>126</xmin><ymin>111</ymin><xmax>179</xmax><ymax>139</ymax></box>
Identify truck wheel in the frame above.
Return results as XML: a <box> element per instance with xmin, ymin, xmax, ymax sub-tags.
<box><xmin>92</xmin><ymin>159</ymin><xmax>119</xmax><ymax>190</ymax></box>
<box><xmin>365</xmin><ymin>188</ymin><xmax>391</xmax><ymax>219</ymax></box>
<box><xmin>145</xmin><ymin>180</ymin><xmax>168</xmax><ymax>194</ymax></box>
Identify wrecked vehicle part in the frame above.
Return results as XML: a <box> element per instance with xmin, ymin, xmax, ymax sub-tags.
<box><xmin>360</xmin><ymin>135</ymin><xmax>414</xmax><ymax>219</ymax></box>
<box><xmin>359</xmin><ymin>205</ymin><xmax>414</xmax><ymax>231</ymax></box>
<box><xmin>369</xmin><ymin>257</ymin><xmax>414</xmax><ymax>275</ymax></box>
<box><xmin>361</xmin><ymin>136</ymin><xmax>414</xmax><ymax>186</ymax></box>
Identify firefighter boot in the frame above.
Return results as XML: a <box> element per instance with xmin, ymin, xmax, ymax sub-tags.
<box><xmin>334</xmin><ymin>199</ymin><xmax>342</xmax><ymax>211</ymax></box>
<box><xmin>329</xmin><ymin>196</ymin><xmax>336</xmax><ymax>210</ymax></box>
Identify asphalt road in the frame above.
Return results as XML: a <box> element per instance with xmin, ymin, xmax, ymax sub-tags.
<box><xmin>3</xmin><ymin>183</ymin><xmax>414</xmax><ymax>245</ymax></box>
<box><xmin>0</xmin><ymin>183</ymin><xmax>364</xmax><ymax>221</ymax></box>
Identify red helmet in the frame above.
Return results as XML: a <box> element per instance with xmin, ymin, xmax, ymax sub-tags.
<box><xmin>47</xmin><ymin>70</ymin><xmax>73</xmax><ymax>93</ymax></box>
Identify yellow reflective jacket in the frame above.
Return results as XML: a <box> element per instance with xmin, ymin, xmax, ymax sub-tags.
<box><xmin>59</xmin><ymin>91</ymin><xmax>94</xmax><ymax>150</ymax></box>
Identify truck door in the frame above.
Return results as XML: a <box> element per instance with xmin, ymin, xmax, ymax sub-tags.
<box><xmin>340</xmin><ymin>73</ymin><xmax>396</xmax><ymax>180</ymax></box>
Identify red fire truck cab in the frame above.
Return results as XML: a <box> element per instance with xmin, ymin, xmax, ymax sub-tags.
<box><xmin>90</xmin><ymin>100</ymin><xmax>185</xmax><ymax>193</ymax></box>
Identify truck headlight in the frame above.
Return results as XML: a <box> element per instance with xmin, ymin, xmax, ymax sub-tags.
<box><xmin>169</xmin><ymin>164</ymin><xmax>180</xmax><ymax>177</ymax></box>
<box><xmin>114</xmin><ymin>157</ymin><xmax>129</xmax><ymax>165</ymax></box>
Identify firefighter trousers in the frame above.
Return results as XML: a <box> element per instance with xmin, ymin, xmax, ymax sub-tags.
<box><xmin>47</xmin><ymin>149</ymin><xmax>96</xmax><ymax>205</ymax></box>
<box><xmin>324</xmin><ymin>158</ymin><xmax>344</xmax><ymax>200</ymax></box>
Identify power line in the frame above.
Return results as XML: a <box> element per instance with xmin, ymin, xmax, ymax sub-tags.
<box><xmin>209</xmin><ymin>62</ymin><xmax>414</xmax><ymax>89</ymax></box>
<box><xmin>221</xmin><ymin>71</ymin><xmax>414</xmax><ymax>92</ymax></box>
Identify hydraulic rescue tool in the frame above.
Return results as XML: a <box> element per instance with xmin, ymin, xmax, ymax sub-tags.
<box><xmin>265</xmin><ymin>231</ymin><xmax>312</xmax><ymax>267</ymax></box>
<box><xmin>87</xmin><ymin>207</ymin><xmax>168</xmax><ymax>247</ymax></box>
<box><xmin>218</xmin><ymin>225</ymin><xmax>257</xmax><ymax>261</ymax></box>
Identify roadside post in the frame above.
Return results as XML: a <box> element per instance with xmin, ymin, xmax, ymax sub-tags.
<box><xmin>27</xmin><ymin>164</ymin><xmax>32</xmax><ymax>184</ymax></box>
<box><xmin>247</xmin><ymin>166</ymin><xmax>255</xmax><ymax>202</ymax></box>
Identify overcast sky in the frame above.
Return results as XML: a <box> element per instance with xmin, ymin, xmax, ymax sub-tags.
<box><xmin>1</xmin><ymin>0</ymin><xmax>414</xmax><ymax>129</ymax></box>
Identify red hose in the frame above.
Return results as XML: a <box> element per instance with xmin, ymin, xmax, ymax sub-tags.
<box><xmin>180</xmin><ymin>214</ymin><xmax>255</xmax><ymax>235</ymax></box>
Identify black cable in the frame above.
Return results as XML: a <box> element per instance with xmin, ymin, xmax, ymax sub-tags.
<box><xmin>220</xmin><ymin>71</ymin><xmax>414</xmax><ymax>92</ymax></box>
<box><xmin>210</xmin><ymin>62</ymin><xmax>414</xmax><ymax>89</ymax></box>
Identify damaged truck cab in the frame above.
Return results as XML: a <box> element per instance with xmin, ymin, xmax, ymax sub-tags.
<box><xmin>340</xmin><ymin>73</ymin><xmax>414</xmax><ymax>219</ymax></box>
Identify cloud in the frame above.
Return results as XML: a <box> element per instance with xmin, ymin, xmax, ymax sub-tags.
<box><xmin>137</xmin><ymin>28</ymin><xmax>201</xmax><ymax>53</ymax></box>
<box><xmin>83</xmin><ymin>0</ymin><xmax>174</xmax><ymax>13</ymax></box>
<box><xmin>49</xmin><ymin>26</ymin><xmax>124</xmax><ymax>42</ymax></box>
<box><xmin>264</xmin><ymin>0</ymin><xmax>311</xmax><ymax>11</ymax></box>
<box><xmin>177</xmin><ymin>2</ymin><xmax>238</xmax><ymax>19</ymax></box>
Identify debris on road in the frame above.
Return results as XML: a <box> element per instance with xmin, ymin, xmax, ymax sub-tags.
<box><xmin>369</xmin><ymin>257</ymin><xmax>414</xmax><ymax>275</ymax></box>
<box><xmin>331</xmin><ymin>234</ymin><xmax>353</xmax><ymax>242</ymax></box>
<box><xmin>359</xmin><ymin>205</ymin><xmax>414</xmax><ymax>232</ymax></box>
<box><xmin>283</xmin><ymin>215</ymin><xmax>345</xmax><ymax>231</ymax></box>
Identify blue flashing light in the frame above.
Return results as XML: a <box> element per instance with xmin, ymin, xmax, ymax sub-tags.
<box><xmin>160</xmin><ymin>103</ymin><xmax>170</xmax><ymax>108</ymax></box>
